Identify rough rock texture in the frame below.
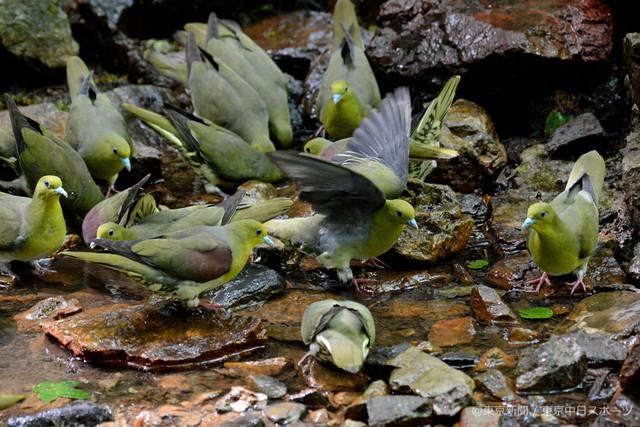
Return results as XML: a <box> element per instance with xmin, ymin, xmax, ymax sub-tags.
<box><xmin>546</xmin><ymin>112</ymin><xmax>608</xmax><ymax>158</ymax></box>
<box><xmin>0</xmin><ymin>0</ymin><xmax>78</xmax><ymax>72</ymax></box>
<box><xmin>41</xmin><ymin>299</ymin><xmax>267</xmax><ymax>371</ymax></box>
<box><xmin>515</xmin><ymin>335</ymin><xmax>588</xmax><ymax>392</ymax></box>
<box><xmin>7</xmin><ymin>401</ymin><xmax>113</xmax><ymax>427</ymax></box>
<box><xmin>470</xmin><ymin>285</ymin><xmax>519</xmax><ymax>326</ymax></box>
<box><xmin>387</xmin><ymin>346</ymin><xmax>475</xmax><ymax>416</ymax></box>
<box><xmin>624</xmin><ymin>33</ymin><xmax>640</xmax><ymax>108</ymax></box>
<box><xmin>368</xmin><ymin>0</ymin><xmax>613</xmax><ymax>78</ymax></box>
<box><xmin>366</xmin><ymin>395</ymin><xmax>432</xmax><ymax>426</ymax></box>
<box><xmin>394</xmin><ymin>180</ymin><xmax>473</xmax><ymax>262</ymax></box>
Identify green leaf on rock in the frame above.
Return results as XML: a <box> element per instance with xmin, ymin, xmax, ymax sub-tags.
<box><xmin>544</xmin><ymin>110</ymin><xmax>573</xmax><ymax>134</ymax></box>
<box><xmin>517</xmin><ymin>307</ymin><xmax>554</xmax><ymax>319</ymax></box>
<box><xmin>467</xmin><ymin>259</ymin><xmax>489</xmax><ymax>269</ymax></box>
<box><xmin>33</xmin><ymin>381</ymin><xmax>90</xmax><ymax>403</ymax></box>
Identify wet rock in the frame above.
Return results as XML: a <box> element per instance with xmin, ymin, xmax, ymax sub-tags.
<box><xmin>485</xmin><ymin>252</ymin><xmax>531</xmax><ymax>289</ymax></box>
<box><xmin>216</xmin><ymin>386</ymin><xmax>268</xmax><ymax>413</ymax></box>
<box><xmin>622</xmin><ymin>130</ymin><xmax>640</xmax><ymax>233</ymax></box>
<box><xmin>378</xmin><ymin>299</ymin><xmax>470</xmax><ymax>321</ymax></box>
<box><xmin>429</xmin><ymin>100</ymin><xmax>507</xmax><ymax>193</ymax></box>
<box><xmin>624</xmin><ymin>33</ymin><xmax>640</xmax><ymax>108</ymax></box>
<box><xmin>6</xmin><ymin>400</ymin><xmax>113</xmax><ymax>427</ymax></box>
<box><xmin>206</xmin><ymin>264</ymin><xmax>286</xmax><ymax>311</ymax></box>
<box><xmin>474</xmin><ymin>368</ymin><xmax>519</xmax><ymax>402</ymax></box>
<box><xmin>244</xmin><ymin>11</ymin><xmax>332</xmax><ymax>79</ymax></box>
<box><xmin>458</xmin><ymin>406</ymin><xmax>501</xmax><ymax>427</ymax></box>
<box><xmin>218</xmin><ymin>412</ymin><xmax>265</xmax><ymax>427</ymax></box>
<box><xmin>357</xmin><ymin>269</ymin><xmax>451</xmax><ymax>294</ymax></box>
<box><xmin>238</xmin><ymin>290</ymin><xmax>340</xmax><ymax>324</ymax></box>
<box><xmin>263</xmin><ymin>402</ymin><xmax>306</xmax><ymax>425</ymax></box>
<box><xmin>237</xmin><ymin>181</ymin><xmax>280</xmax><ymax>204</ymax></box>
<box><xmin>486</xmin><ymin>193</ymin><xmax>530</xmax><ymax>255</ymax></box>
<box><xmin>620</xmin><ymin>340</ymin><xmax>640</xmax><ymax>396</ymax></box>
<box><xmin>387</xmin><ymin>346</ymin><xmax>475</xmax><ymax>416</ymax></box>
<box><xmin>298</xmin><ymin>354</ymin><xmax>370</xmax><ymax>391</ymax></box>
<box><xmin>546</xmin><ymin>113</ymin><xmax>607</xmax><ymax>158</ymax></box>
<box><xmin>14</xmin><ymin>296</ymin><xmax>82</xmax><ymax>332</ymax></box>
<box><xmin>474</xmin><ymin>347</ymin><xmax>517</xmax><ymax>372</ymax></box>
<box><xmin>628</xmin><ymin>242</ymin><xmax>640</xmax><ymax>283</ymax></box>
<box><xmin>486</xmin><ymin>247</ymin><xmax>626</xmax><ymax>293</ymax></box>
<box><xmin>600</xmin><ymin>391</ymin><xmax>640</xmax><ymax>426</ymax></box>
<box><xmin>0</xmin><ymin>103</ymin><xmax>67</xmax><ymax>143</ymax></box>
<box><xmin>470</xmin><ymin>285</ymin><xmax>519</xmax><ymax>326</ymax></box>
<box><xmin>287</xmin><ymin>388</ymin><xmax>331</xmax><ymax>409</ymax></box>
<box><xmin>554</xmin><ymin>291</ymin><xmax>640</xmax><ymax>336</ymax></box>
<box><xmin>564</xmin><ymin>330</ymin><xmax>628</xmax><ymax>368</ymax></box>
<box><xmin>246</xmin><ymin>375</ymin><xmax>287</xmax><ymax>400</ymax></box>
<box><xmin>134</xmin><ymin>409</ymin><xmax>163</xmax><ymax>426</ymax></box>
<box><xmin>365</xmin><ymin>395</ymin><xmax>432</xmax><ymax>427</ymax></box>
<box><xmin>344</xmin><ymin>380</ymin><xmax>390</xmax><ymax>421</ymax></box>
<box><xmin>438</xmin><ymin>351</ymin><xmax>479</xmax><ymax>370</ymax></box>
<box><xmin>223</xmin><ymin>357</ymin><xmax>291</xmax><ymax>377</ymax></box>
<box><xmin>368</xmin><ymin>0</ymin><xmax>613</xmax><ymax>77</ymax></box>
<box><xmin>507</xmin><ymin>327</ymin><xmax>539</xmax><ymax>347</ymax></box>
<box><xmin>428</xmin><ymin>317</ymin><xmax>477</xmax><ymax>347</ymax></box>
<box><xmin>394</xmin><ymin>180</ymin><xmax>473</xmax><ymax>262</ymax></box>
<box><xmin>515</xmin><ymin>335</ymin><xmax>588</xmax><ymax>392</ymax></box>
<box><xmin>41</xmin><ymin>299</ymin><xmax>267</xmax><ymax>371</ymax></box>
<box><xmin>0</xmin><ymin>0</ymin><xmax>78</xmax><ymax>75</ymax></box>
<box><xmin>307</xmin><ymin>408</ymin><xmax>330</xmax><ymax>425</ymax></box>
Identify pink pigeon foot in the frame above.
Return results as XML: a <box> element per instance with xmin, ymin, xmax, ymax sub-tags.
<box><xmin>361</xmin><ymin>257</ymin><xmax>390</xmax><ymax>268</ymax></box>
<box><xmin>568</xmin><ymin>277</ymin><xmax>588</xmax><ymax>295</ymax></box>
<box><xmin>525</xmin><ymin>272</ymin><xmax>551</xmax><ymax>291</ymax></box>
<box><xmin>197</xmin><ymin>300</ymin><xmax>224</xmax><ymax>310</ymax></box>
<box><xmin>349</xmin><ymin>277</ymin><xmax>375</xmax><ymax>293</ymax></box>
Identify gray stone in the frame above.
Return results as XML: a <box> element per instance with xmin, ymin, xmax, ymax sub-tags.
<box><xmin>7</xmin><ymin>400</ymin><xmax>113</xmax><ymax>427</ymax></box>
<box><xmin>516</xmin><ymin>335</ymin><xmax>588</xmax><ymax>392</ymax></box>
<box><xmin>219</xmin><ymin>413</ymin><xmax>265</xmax><ymax>427</ymax></box>
<box><xmin>387</xmin><ymin>346</ymin><xmax>475</xmax><ymax>416</ymax></box>
<box><xmin>246</xmin><ymin>375</ymin><xmax>287</xmax><ymax>399</ymax></box>
<box><xmin>566</xmin><ymin>330</ymin><xmax>628</xmax><ymax>368</ymax></box>
<box><xmin>366</xmin><ymin>395</ymin><xmax>432</xmax><ymax>427</ymax></box>
<box><xmin>0</xmin><ymin>0</ymin><xmax>78</xmax><ymax>70</ymax></box>
<box><xmin>206</xmin><ymin>264</ymin><xmax>286</xmax><ymax>311</ymax></box>
<box><xmin>546</xmin><ymin>113</ymin><xmax>607</xmax><ymax>158</ymax></box>
<box><xmin>263</xmin><ymin>402</ymin><xmax>306</xmax><ymax>424</ymax></box>
<box><xmin>474</xmin><ymin>369</ymin><xmax>519</xmax><ymax>402</ymax></box>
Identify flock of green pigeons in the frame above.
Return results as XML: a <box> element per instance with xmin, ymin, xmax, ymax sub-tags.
<box><xmin>0</xmin><ymin>0</ymin><xmax>606</xmax><ymax>373</ymax></box>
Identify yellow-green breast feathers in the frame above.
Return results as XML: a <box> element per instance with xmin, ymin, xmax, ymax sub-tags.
<box><xmin>0</xmin><ymin>175</ymin><xmax>67</xmax><ymax>263</ymax></box>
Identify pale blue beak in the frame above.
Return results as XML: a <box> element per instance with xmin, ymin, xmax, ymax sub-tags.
<box><xmin>407</xmin><ymin>218</ymin><xmax>419</xmax><ymax>230</ymax></box>
<box><xmin>121</xmin><ymin>157</ymin><xmax>131</xmax><ymax>171</ymax></box>
<box><xmin>54</xmin><ymin>186</ymin><xmax>68</xmax><ymax>198</ymax></box>
<box><xmin>522</xmin><ymin>217</ymin><xmax>536</xmax><ymax>229</ymax></box>
<box><xmin>262</xmin><ymin>236</ymin><xmax>274</xmax><ymax>247</ymax></box>
<box><xmin>332</xmin><ymin>93</ymin><xmax>343</xmax><ymax>104</ymax></box>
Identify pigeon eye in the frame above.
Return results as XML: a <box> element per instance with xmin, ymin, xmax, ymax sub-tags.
<box><xmin>396</xmin><ymin>210</ymin><xmax>403</xmax><ymax>218</ymax></box>
<box><xmin>255</xmin><ymin>229</ymin><xmax>263</xmax><ymax>236</ymax></box>
<box><xmin>344</xmin><ymin>87</ymin><xmax>349</xmax><ymax>93</ymax></box>
<box><xmin>305</xmin><ymin>147</ymin><xmax>311</xmax><ymax>153</ymax></box>
<box><xmin>540</xmin><ymin>211</ymin><xmax>547</xmax><ymax>218</ymax></box>
<box><xmin>108</xmin><ymin>230</ymin><xmax>115</xmax><ymax>237</ymax></box>
<box><xmin>43</xmin><ymin>180</ymin><xmax>50</xmax><ymax>188</ymax></box>
<box><xmin>113</xmin><ymin>147</ymin><xmax>118</xmax><ymax>154</ymax></box>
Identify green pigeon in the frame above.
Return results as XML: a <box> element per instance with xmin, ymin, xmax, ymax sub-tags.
<box><xmin>186</xmin><ymin>32</ymin><xmax>275</xmax><ymax>154</ymax></box>
<box><xmin>301</xmin><ymin>299</ymin><xmax>375</xmax><ymax>373</ymax></box>
<box><xmin>0</xmin><ymin>175</ymin><xmax>67</xmax><ymax>267</ymax></box>
<box><xmin>408</xmin><ymin>75</ymin><xmax>461</xmax><ymax>180</ymax></box>
<box><xmin>316</xmin><ymin>0</ymin><xmax>380</xmax><ymax>136</ymax></box>
<box><xmin>265</xmin><ymin>151</ymin><xmax>417</xmax><ymax>284</ymax></box>
<box><xmin>64</xmin><ymin>57</ymin><xmax>132</xmax><ymax>194</ymax></box>
<box><xmin>81</xmin><ymin>174</ymin><xmax>157</xmax><ymax>244</ymax></box>
<box><xmin>123</xmin><ymin>103</ymin><xmax>286</xmax><ymax>188</ymax></box>
<box><xmin>522</xmin><ymin>150</ymin><xmax>605</xmax><ymax>294</ymax></box>
<box><xmin>204</xmin><ymin>13</ymin><xmax>292</xmax><ymax>147</ymax></box>
<box><xmin>96</xmin><ymin>190</ymin><xmax>292</xmax><ymax>241</ymax></box>
<box><xmin>66</xmin><ymin>219</ymin><xmax>274</xmax><ymax>308</ymax></box>
<box><xmin>5</xmin><ymin>94</ymin><xmax>104</xmax><ymax>216</ymax></box>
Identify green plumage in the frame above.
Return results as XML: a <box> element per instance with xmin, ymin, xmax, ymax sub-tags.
<box><xmin>96</xmin><ymin>191</ymin><xmax>292</xmax><ymax>241</ymax></box>
<box><xmin>316</xmin><ymin>0</ymin><xmax>380</xmax><ymax>136</ymax></box>
<box><xmin>301</xmin><ymin>299</ymin><xmax>375</xmax><ymax>373</ymax></box>
<box><xmin>523</xmin><ymin>150</ymin><xmax>605</xmax><ymax>293</ymax></box>
<box><xmin>65</xmin><ymin>57</ymin><xmax>132</xmax><ymax>191</ymax></box>
<box><xmin>5</xmin><ymin>94</ymin><xmax>104</xmax><ymax>216</ymax></box>
<box><xmin>0</xmin><ymin>175</ymin><xmax>67</xmax><ymax>263</ymax></box>
<box><xmin>186</xmin><ymin>33</ymin><xmax>275</xmax><ymax>154</ymax></box>
<box><xmin>66</xmin><ymin>220</ymin><xmax>273</xmax><ymax>307</ymax></box>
